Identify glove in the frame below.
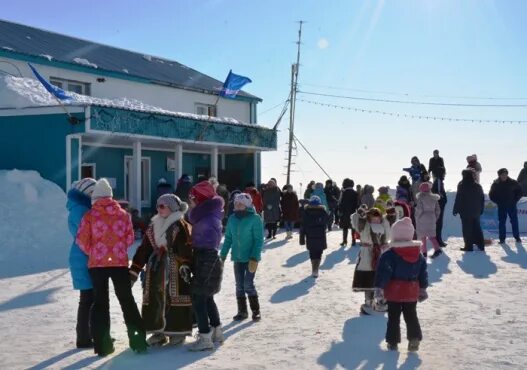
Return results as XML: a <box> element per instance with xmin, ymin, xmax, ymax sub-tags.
<box><xmin>129</xmin><ymin>269</ymin><xmax>139</xmax><ymax>286</ymax></box>
<box><xmin>248</xmin><ymin>259</ymin><xmax>259</xmax><ymax>273</ymax></box>
<box><xmin>418</xmin><ymin>288</ymin><xmax>428</xmax><ymax>302</ymax></box>
<box><xmin>179</xmin><ymin>265</ymin><xmax>191</xmax><ymax>284</ymax></box>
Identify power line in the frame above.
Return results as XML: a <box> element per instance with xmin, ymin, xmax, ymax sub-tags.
<box><xmin>298</xmin><ymin>98</ymin><xmax>527</xmax><ymax>124</ymax></box>
<box><xmin>258</xmin><ymin>100</ymin><xmax>289</xmax><ymax>116</ymax></box>
<box><xmin>299</xmin><ymin>82</ymin><xmax>527</xmax><ymax>101</ymax></box>
<box><xmin>298</xmin><ymin>90</ymin><xmax>527</xmax><ymax>108</ymax></box>
<box><xmin>293</xmin><ymin>133</ymin><xmax>332</xmax><ymax>180</ymax></box>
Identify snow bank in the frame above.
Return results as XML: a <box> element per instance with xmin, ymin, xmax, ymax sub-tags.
<box><xmin>0</xmin><ymin>170</ymin><xmax>70</xmax><ymax>278</ymax></box>
<box><xmin>0</xmin><ymin>75</ymin><xmax>256</xmax><ymax>127</ymax></box>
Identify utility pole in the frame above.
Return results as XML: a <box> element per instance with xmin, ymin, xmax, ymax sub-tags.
<box><xmin>286</xmin><ymin>20</ymin><xmax>303</xmax><ymax>186</ymax></box>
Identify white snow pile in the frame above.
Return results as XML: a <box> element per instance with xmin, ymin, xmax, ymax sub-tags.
<box><xmin>73</xmin><ymin>57</ymin><xmax>98</xmax><ymax>69</ymax></box>
<box><xmin>0</xmin><ymin>170</ymin><xmax>70</xmax><ymax>278</ymax></box>
<box><xmin>0</xmin><ymin>75</ymin><xmax>258</xmax><ymax>127</ymax></box>
<box><xmin>1</xmin><ymin>46</ymin><xmax>14</xmax><ymax>51</ymax></box>
<box><xmin>39</xmin><ymin>54</ymin><xmax>53</xmax><ymax>61</ymax></box>
<box><xmin>142</xmin><ymin>54</ymin><xmax>152</xmax><ymax>62</ymax></box>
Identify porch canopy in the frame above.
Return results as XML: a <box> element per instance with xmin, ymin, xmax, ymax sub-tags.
<box><xmin>71</xmin><ymin>104</ymin><xmax>277</xmax><ymax>213</ymax></box>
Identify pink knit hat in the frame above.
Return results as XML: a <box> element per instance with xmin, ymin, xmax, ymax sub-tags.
<box><xmin>419</xmin><ymin>182</ymin><xmax>432</xmax><ymax>193</ymax></box>
<box><xmin>391</xmin><ymin>217</ymin><xmax>415</xmax><ymax>243</ymax></box>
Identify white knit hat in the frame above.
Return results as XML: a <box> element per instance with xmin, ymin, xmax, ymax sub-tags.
<box><xmin>91</xmin><ymin>178</ymin><xmax>113</xmax><ymax>203</ymax></box>
<box><xmin>234</xmin><ymin>193</ymin><xmax>253</xmax><ymax>208</ymax></box>
<box><xmin>72</xmin><ymin>178</ymin><xmax>96</xmax><ymax>196</ymax></box>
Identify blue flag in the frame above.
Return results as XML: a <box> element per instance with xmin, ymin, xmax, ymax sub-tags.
<box><xmin>219</xmin><ymin>70</ymin><xmax>252</xmax><ymax>99</ymax></box>
<box><xmin>28</xmin><ymin>63</ymin><xmax>71</xmax><ymax>100</ymax></box>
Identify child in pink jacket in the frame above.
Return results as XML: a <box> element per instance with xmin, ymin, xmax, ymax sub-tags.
<box><xmin>77</xmin><ymin>178</ymin><xmax>147</xmax><ymax>356</ymax></box>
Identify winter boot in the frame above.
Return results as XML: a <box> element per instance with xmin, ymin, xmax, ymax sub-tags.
<box><xmin>211</xmin><ymin>325</ymin><xmax>225</xmax><ymax>343</ymax></box>
<box><xmin>431</xmin><ymin>249</ymin><xmax>443</xmax><ymax>259</ymax></box>
<box><xmin>311</xmin><ymin>259</ymin><xmax>321</xmax><ymax>278</ymax></box>
<box><xmin>460</xmin><ymin>246</ymin><xmax>474</xmax><ymax>252</ymax></box>
<box><xmin>168</xmin><ymin>335</ymin><xmax>185</xmax><ymax>346</ymax></box>
<box><xmin>408</xmin><ymin>339</ymin><xmax>420</xmax><ymax>352</ymax></box>
<box><xmin>189</xmin><ymin>331</ymin><xmax>214</xmax><ymax>351</ymax></box>
<box><xmin>286</xmin><ymin>231</ymin><xmax>293</xmax><ymax>239</ymax></box>
<box><xmin>94</xmin><ymin>334</ymin><xmax>115</xmax><ymax>357</ymax></box>
<box><xmin>340</xmin><ymin>241</ymin><xmax>347</xmax><ymax>247</ymax></box>
<box><xmin>248</xmin><ymin>295</ymin><xmax>261</xmax><ymax>321</ymax></box>
<box><xmin>387</xmin><ymin>342</ymin><xmax>398</xmax><ymax>351</ymax></box>
<box><xmin>127</xmin><ymin>326</ymin><xmax>148</xmax><ymax>353</ymax></box>
<box><xmin>233</xmin><ymin>297</ymin><xmax>249</xmax><ymax>321</ymax></box>
<box><xmin>147</xmin><ymin>333</ymin><xmax>167</xmax><ymax>346</ymax></box>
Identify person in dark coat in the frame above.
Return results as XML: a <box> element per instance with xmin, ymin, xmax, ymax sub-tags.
<box><xmin>187</xmin><ymin>181</ymin><xmax>224</xmax><ymax>351</ymax></box>
<box><xmin>300</xmin><ymin>196</ymin><xmax>328</xmax><ymax>278</ymax></box>
<box><xmin>338</xmin><ymin>178</ymin><xmax>359</xmax><ymax>246</ymax></box>
<box><xmin>156</xmin><ymin>178</ymin><xmax>174</xmax><ymax>198</ymax></box>
<box><xmin>375</xmin><ymin>217</ymin><xmax>428</xmax><ymax>352</ymax></box>
<box><xmin>280</xmin><ymin>184</ymin><xmax>299</xmax><ymax>239</ymax></box>
<box><xmin>325</xmin><ymin>179</ymin><xmax>340</xmax><ymax>231</ymax></box>
<box><xmin>428</xmin><ymin>150</ymin><xmax>446</xmax><ymax>180</ymax></box>
<box><xmin>517</xmin><ymin>162</ymin><xmax>527</xmax><ymax>197</ymax></box>
<box><xmin>396</xmin><ymin>175</ymin><xmax>413</xmax><ymax>207</ymax></box>
<box><xmin>431</xmin><ymin>166</ymin><xmax>447</xmax><ymax>247</ymax></box>
<box><xmin>263</xmin><ymin>179</ymin><xmax>282</xmax><ymax>239</ymax></box>
<box><xmin>489</xmin><ymin>168</ymin><xmax>523</xmax><ymax>243</ymax></box>
<box><xmin>453</xmin><ymin>169</ymin><xmax>485</xmax><ymax>251</ymax></box>
<box><xmin>175</xmin><ymin>174</ymin><xmax>193</xmax><ymax>203</ymax></box>
<box><xmin>304</xmin><ymin>180</ymin><xmax>315</xmax><ymax>200</ymax></box>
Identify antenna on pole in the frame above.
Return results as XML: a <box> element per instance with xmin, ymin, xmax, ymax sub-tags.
<box><xmin>286</xmin><ymin>20</ymin><xmax>304</xmax><ymax>186</ymax></box>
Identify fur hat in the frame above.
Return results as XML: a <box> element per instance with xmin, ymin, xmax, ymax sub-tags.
<box><xmin>92</xmin><ymin>178</ymin><xmax>113</xmax><ymax>202</ymax></box>
<box><xmin>390</xmin><ymin>217</ymin><xmax>415</xmax><ymax>243</ymax></box>
<box><xmin>234</xmin><ymin>193</ymin><xmax>253</xmax><ymax>208</ymax></box>
<box><xmin>419</xmin><ymin>182</ymin><xmax>432</xmax><ymax>193</ymax></box>
<box><xmin>366</xmin><ymin>207</ymin><xmax>382</xmax><ymax>220</ymax></box>
<box><xmin>467</xmin><ymin>154</ymin><xmax>477</xmax><ymax>162</ymax></box>
<box><xmin>190</xmin><ymin>181</ymin><xmax>216</xmax><ymax>204</ymax></box>
<box><xmin>378</xmin><ymin>186</ymin><xmax>389</xmax><ymax>195</ymax></box>
<box><xmin>72</xmin><ymin>178</ymin><xmax>96</xmax><ymax>197</ymax></box>
<box><xmin>309</xmin><ymin>195</ymin><xmax>322</xmax><ymax>206</ymax></box>
<box><xmin>315</xmin><ymin>182</ymin><xmax>324</xmax><ymax>190</ymax></box>
<box><xmin>342</xmin><ymin>178</ymin><xmax>354</xmax><ymax>189</ymax></box>
<box><xmin>157</xmin><ymin>194</ymin><xmax>188</xmax><ymax>213</ymax></box>
<box><xmin>497</xmin><ymin>168</ymin><xmax>508</xmax><ymax>176</ymax></box>
<box><xmin>158</xmin><ymin>177</ymin><xmax>167</xmax><ymax>184</ymax></box>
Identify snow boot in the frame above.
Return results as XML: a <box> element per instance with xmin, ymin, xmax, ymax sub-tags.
<box><xmin>248</xmin><ymin>295</ymin><xmax>261</xmax><ymax>321</ymax></box>
<box><xmin>211</xmin><ymin>325</ymin><xmax>224</xmax><ymax>343</ymax></box>
<box><xmin>430</xmin><ymin>249</ymin><xmax>443</xmax><ymax>259</ymax></box>
<box><xmin>147</xmin><ymin>333</ymin><xmax>167</xmax><ymax>346</ymax></box>
<box><xmin>460</xmin><ymin>247</ymin><xmax>474</xmax><ymax>252</ymax></box>
<box><xmin>286</xmin><ymin>231</ymin><xmax>293</xmax><ymax>239</ymax></box>
<box><xmin>387</xmin><ymin>342</ymin><xmax>398</xmax><ymax>351</ymax></box>
<box><xmin>94</xmin><ymin>334</ymin><xmax>115</xmax><ymax>357</ymax></box>
<box><xmin>127</xmin><ymin>326</ymin><xmax>148</xmax><ymax>353</ymax></box>
<box><xmin>311</xmin><ymin>259</ymin><xmax>321</xmax><ymax>278</ymax></box>
<box><xmin>189</xmin><ymin>331</ymin><xmax>214</xmax><ymax>351</ymax></box>
<box><xmin>168</xmin><ymin>335</ymin><xmax>185</xmax><ymax>346</ymax></box>
<box><xmin>408</xmin><ymin>339</ymin><xmax>420</xmax><ymax>352</ymax></box>
<box><xmin>340</xmin><ymin>241</ymin><xmax>347</xmax><ymax>247</ymax></box>
<box><xmin>233</xmin><ymin>297</ymin><xmax>249</xmax><ymax>321</ymax></box>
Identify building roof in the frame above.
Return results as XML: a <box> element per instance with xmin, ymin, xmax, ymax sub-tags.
<box><xmin>0</xmin><ymin>19</ymin><xmax>261</xmax><ymax>101</ymax></box>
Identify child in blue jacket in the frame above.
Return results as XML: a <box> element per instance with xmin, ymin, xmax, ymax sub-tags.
<box><xmin>375</xmin><ymin>217</ymin><xmax>428</xmax><ymax>352</ymax></box>
<box><xmin>221</xmin><ymin>193</ymin><xmax>264</xmax><ymax>322</ymax></box>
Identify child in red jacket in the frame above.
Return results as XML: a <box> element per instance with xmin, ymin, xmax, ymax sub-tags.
<box><xmin>374</xmin><ymin>217</ymin><xmax>428</xmax><ymax>352</ymax></box>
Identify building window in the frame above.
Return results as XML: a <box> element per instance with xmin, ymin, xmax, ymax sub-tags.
<box><xmin>81</xmin><ymin>163</ymin><xmax>96</xmax><ymax>179</ymax></box>
<box><xmin>50</xmin><ymin>77</ymin><xmax>91</xmax><ymax>95</ymax></box>
<box><xmin>124</xmin><ymin>156</ymin><xmax>151</xmax><ymax>207</ymax></box>
<box><xmin>196</xmin><ymin>103</ymin><xmax>217</xmax><ymax>117</ymax></box>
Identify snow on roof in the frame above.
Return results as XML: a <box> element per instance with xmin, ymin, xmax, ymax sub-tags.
<box><xmin>73</xmin><ymin>57</ymin><xmax>98</xmax><ymax>69</ymax></box>
<box><xmin>0</xmin><ymin>75</ymin><xmax>268</xmax><ymax>128</ymax></box>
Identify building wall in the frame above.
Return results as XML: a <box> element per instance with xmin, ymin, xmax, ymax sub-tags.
<box><xmin>0</xmin><ymin>57</ymin><xmax>253</xmax><ymax>122</ymax></box>
<box><xmin>0</xmin><ymin>112</ymin><xmax>84</xmax><ymax>188</ymax></box>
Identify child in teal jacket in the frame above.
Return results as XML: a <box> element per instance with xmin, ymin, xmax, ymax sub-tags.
<box><xmin>220</xmin><ymin>193</ymin><xmax>264</xmax><ymax>321</ymax></box>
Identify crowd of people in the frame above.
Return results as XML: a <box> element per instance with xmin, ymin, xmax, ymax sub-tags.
<box><xmin>65</xmin><ymin>150</ymin><xmax>526</xmax><ymax>356</ymax></box>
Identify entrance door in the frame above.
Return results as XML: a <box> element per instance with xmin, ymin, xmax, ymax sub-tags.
<box><xmin>81</xmin><ymin>164</ymin><xmax>96</xmax><ymax>179</ymax></box>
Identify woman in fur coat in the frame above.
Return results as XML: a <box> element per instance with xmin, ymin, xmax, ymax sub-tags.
<box><xmin>360</xmin><ymin>185</ymin><xmax>375</xmax><ymax>209</ymax></box>
<box><xmin>415</xmin><ymin>182</ymin><xmax>442</xmax><ymax>258</ymax></box>
<box><xmin>130</xmin><ymin>194</ymin><xmax>193</xmax><ymax>347</ymax></box>
<box><xmin>351</xmin><ymin>206</ymin><xmax>392</xmax><ymax>314</ymax></box>
<box><xmin>300</xmin><ymin>196</ymin><xmax>328</xmax><ymax>278</ymax></box>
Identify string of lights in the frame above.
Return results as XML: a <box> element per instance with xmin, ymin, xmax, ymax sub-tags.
<box><xmin>297</xmin><ymin>99</ymin><xmax>527</xmax><ymax>124</ymax></box>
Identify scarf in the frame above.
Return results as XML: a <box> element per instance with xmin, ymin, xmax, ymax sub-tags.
<box><xmin>151</xmin><ymin>211</ymin><xmax>185</xmax><ymax>249</ymax></box>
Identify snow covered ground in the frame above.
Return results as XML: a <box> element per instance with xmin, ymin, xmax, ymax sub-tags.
<box><xmin>1</xmin><ymin>171</ymin><xmax>527</xmax><ymax>369</ymax></box>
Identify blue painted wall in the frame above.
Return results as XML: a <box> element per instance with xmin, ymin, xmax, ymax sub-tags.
<box><xmin>0</xmin><ymin>112</ymin><xmax>84</xmax><ymax>189</ymax></box>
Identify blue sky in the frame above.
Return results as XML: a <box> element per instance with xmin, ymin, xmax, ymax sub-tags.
<box><xmin>3</xmin><ymin>0</ymin><xmax>527</xmax><ymax>192</ymax></box>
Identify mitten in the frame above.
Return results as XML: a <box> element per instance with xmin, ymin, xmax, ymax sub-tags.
<box><xmin>179</xmin><ymin>265</ymin><xmax>191</xmax><ymax>284</ymax></box>
<box><xmin>418</xmin><ymin>288</ymin><xmax>428</xmax><ymax>302</ymax></box>
<box><xmin>248</xmin><ymin>259</ymin><xmax>258</xmax><ymax>273</ymax></box>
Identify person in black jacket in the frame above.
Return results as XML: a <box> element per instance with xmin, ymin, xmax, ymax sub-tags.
<box><xmin>432</xmin><ymin>166</ymin><xmax>447</xmax><ymax>247</ymax></box>
<box><xmin>517</xmin><ymin>161</ymin><xmax>527</xmax><ymax>197</ymax></box>
<box><xmin>324</xmin><ymin>180</ymin><xmax>340</xmax><ymax>231</ymax></box>
<box><xmin>428</xmin><ymin>150</ymin><xmax>445</xmax><ymax>180</ymax></box>
<box><xmin>300</xmin><ymin>196</ymin><xmax>328</xmax><ymax>278</ymax></box>
<box><xmin>339</xmin><ymin>178</ymin><xmax>359</xmax><ymax>246</ymax></box>
<box><xmin>453</xmin><ymin>169</ymin><xmax>485</xmax><ymax>251</ymax></box>
<box><xmin>489</xmin><ymin>168</ymin><xmax>523</xmax><ymax>243</ymax></box>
